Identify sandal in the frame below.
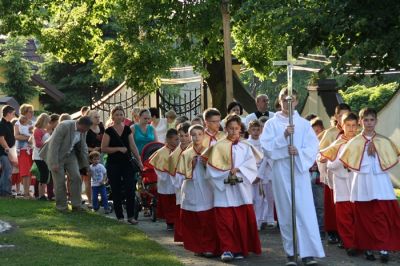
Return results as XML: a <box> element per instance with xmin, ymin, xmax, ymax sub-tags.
<box><xmin>143</xmin><ymin>209</ymin><xmax>151</xmax><ymax>217</ymax></box>
<box><xmin>127</xmin><ymin>218</ymin><xmax>138</xmax><ymax>225</ymax></box>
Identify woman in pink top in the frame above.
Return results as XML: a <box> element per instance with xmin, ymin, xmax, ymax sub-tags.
<box><xmin>32</xmin><ymin>114</ymin><xmax>51</xmax><ymax>200</ymax></box>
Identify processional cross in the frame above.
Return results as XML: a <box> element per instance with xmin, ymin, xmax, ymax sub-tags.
<box><xmin>273</xmin><ymin>46</ymin><xmax>306</xmax><ymax>263</ymax></box>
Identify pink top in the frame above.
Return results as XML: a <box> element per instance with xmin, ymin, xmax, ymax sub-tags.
<box><xmin>33</xmin><ymin>128</ymin><xmax>47</xmax><ymax>148</ymax></box>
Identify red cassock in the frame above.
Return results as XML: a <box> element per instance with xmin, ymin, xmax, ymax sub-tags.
<box><xmin>181</xmin><ymin>209</ymin><xmax>219</xmax><ymax>254</ymax></box>
<box><xmin>214</xmin><ymin>205</ymin><xmax>262</xmax><ymax>256</ymax></box>
<box><xmin>354</xmin><ymin>200</ymin><xmax>400</xmax><ymax>251</ymax></box>
<box><xmin>157</xmin><ymin>193</ymin><xmax>179</xmax><ymax>225</ymax></box>
<box><xmin>324</xmin><ymin>185</ymin><xmax>337</xmax><ymax>231</ymax></box>
<box><xmin>335</xmin><ymin>201</ymin><xmax>355</xmax><ymax>249</ymax></box>
<box><xmin>174</xmin><ymin>205</ymin><xmax>183</xmax><ymax>242</ymax></box>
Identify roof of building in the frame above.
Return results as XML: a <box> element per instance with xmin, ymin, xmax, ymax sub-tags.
<box><xmin>0</xmin><ymin>37</ymin><xmax>64</xmax><ymax>102</ymax></box>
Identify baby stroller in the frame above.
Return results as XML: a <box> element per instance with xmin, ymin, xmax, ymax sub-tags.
<box><xmin>133</xmin><ymin>141</ymin><xmax>164</xmax><ymax>221</ymax></box>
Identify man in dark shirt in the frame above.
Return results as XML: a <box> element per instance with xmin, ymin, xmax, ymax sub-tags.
<box><xmin>0</xmin><ymin>105</ymin><xmax>16</xmax><ymax>196</ymax></box>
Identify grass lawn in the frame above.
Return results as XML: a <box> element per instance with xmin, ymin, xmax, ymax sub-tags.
<box><xmin>0</xmin><ymin>199</ymin><xmax>182</xmax><ymax>266</ymax></box>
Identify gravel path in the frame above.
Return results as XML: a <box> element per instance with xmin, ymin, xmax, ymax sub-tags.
<box><xmin>104</xmin><ymin>210</ymin><xmax>400</xmax><ymax>266</ymax></box>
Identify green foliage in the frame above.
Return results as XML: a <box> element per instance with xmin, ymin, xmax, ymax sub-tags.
<box><xmin>339</xmin><ymin>82</ymin><xmax>399</xmax><ymax>113</ymax></box>
<box><xmin>232</xmin><ymin>0</ymin><xmax>400</xmax><ymax>78</ymax></box>
<box><xmin>0</xmin><ymin>36</ymin><xmax>40</xmax><ymax>104</ymax></box>
<box><xmin>2</xmin><ymin>0</ymin><xmax>400</xmax><ymax>107</ymax></box>
<box><xmin>240</xmin><ymin>69</ymin><xmax>312</xmax><ymax>112</ymax></box>
<box><xmin>40</xmin><ymin>57</ymin><xmax>120</xmax><ymax>113</ymax></box>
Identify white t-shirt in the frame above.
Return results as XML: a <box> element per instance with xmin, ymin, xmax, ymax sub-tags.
<box><xmin>90</xmin><ymin>163</ymin><xmax>107</xmax><ymax>187</ymax></box>
<box><xmin>15</xmin><ymin>121</ymin><xmax>33</xmax><ymax>150</ymax></box>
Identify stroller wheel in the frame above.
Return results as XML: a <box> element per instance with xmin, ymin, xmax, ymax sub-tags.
<box><xmin>151</xmin><ymin>197</ymin><xmax>157</xmax><ymax>222</ymax></box>
<box><xmin>151</xmin><ymin>205</ymin><xmax>157</xmax><ymax>222</ymax></box>
<box><xmin>133</xmin><ymin>197</ymin><xmax>141</xmax><ymax>221</ymax></box>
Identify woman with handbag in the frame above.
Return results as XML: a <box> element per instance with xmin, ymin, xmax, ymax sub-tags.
<box><xmin>101</xmin><ymin>105</ymin><xmax>143</xmax><ymax>224</ymax></box>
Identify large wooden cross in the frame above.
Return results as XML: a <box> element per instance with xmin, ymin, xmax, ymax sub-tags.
<box><xmin>273</xmin><ymin>46</ymin><xmax>306</xmax><ymax>96</ymax></box>
<box><xmin>272</xmin><ymin>46</ymin><xmax>306</xmax><ymax>264</ymax></box>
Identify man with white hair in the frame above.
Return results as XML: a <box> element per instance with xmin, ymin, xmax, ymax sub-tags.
<box><xmin>244</xmin><ymin>94</ymin><xmax>274</xmax><ymax>128</ymax></box>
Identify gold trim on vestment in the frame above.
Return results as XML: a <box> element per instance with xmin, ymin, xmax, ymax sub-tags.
<box><xmin>340</xmin><ymin>133</ymin><xmax>400</xmax><ymax>171</ymax></box>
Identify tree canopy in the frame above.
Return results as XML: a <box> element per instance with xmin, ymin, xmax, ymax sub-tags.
<box><xmin>0</xmin><ymin>36</ymin><xmax>40</xmax><ymax>103</ymax></box>
<box><xmin>1</xmin><ymin>0</ymin><xmax>400</xmax><ymax>103</ymax></box>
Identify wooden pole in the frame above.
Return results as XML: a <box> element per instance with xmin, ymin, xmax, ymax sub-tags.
<box><xmin>221</xmin><ymin>0</ymin><xmax>233</xmax><ymax>105</ymax></box>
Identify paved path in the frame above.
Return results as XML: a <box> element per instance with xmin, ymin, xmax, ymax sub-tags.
<box><xmin>104</xmin><ymin>211</ymin><xmax>400</xmax><ymax>266</ymax></box>
<box><xmin>0</xmin><ymin>220</ymin><xmax>12</xmax><ymax>233</ymax></box>
<box><xmin>0</xmin><ymin>220</ymin><xmax>15</xmax><ymax>249</ymax></box>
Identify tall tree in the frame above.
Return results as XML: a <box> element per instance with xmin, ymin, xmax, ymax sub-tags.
<box><xmin>0</xmin><ymin>36</ymin><xmax>40</xmax><ymax>104</ymax></box>
<box><xmin>2</xmin><ymin>0</ymin><xmax>400</xmax><ymax>113</ymax></box>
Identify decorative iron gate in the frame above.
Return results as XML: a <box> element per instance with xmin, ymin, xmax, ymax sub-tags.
<box><xmin>157</xmin><ymin>88</ymin><xmax>201</xmax><ymax>120</ymax></box>
<box><xmin>87</xmin><ymin>82</ymin><xmax>202</xmax><ymax>123</ymax></box>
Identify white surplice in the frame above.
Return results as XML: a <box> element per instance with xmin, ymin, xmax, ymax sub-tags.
<box><xmin>327</xmin><ymin>146</ymin><xmax>353</xmax><ymax>203</ymax></box>
<box><xmin>205</xmin><ymin>141</ymin><xmax>258</xmax><ymax>207</ymax></box>
<box><xmin>248</xmin><ymin>137</ymin><xmax>275</xmax><ymax>227</ymax></box>
<box><xmin>261</xmin><ymin>111</ymin><xmax>325</xmax><ymax>258</ymax></box>
<box><xmin>177</xmin><ymin>156</ymin><xmax>214</xmax><ymax>212</ymax></box>
<box><xmin>345</xmin><ymin>137</ymin><xmax>396</xmax><ymax>202</ymax></box>
<box><xmin>155</xmin><ymin>169</ymin><xmax>176</xmax><ymax>195</ymax></box>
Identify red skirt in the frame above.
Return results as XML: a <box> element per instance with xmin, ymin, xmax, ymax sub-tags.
<box><xmin>181</xmin><ymin>208</ymin><xmax>218</xmax><ymax>254</ymax></box>
<box><xmin>336</xmin><ymin>201</ymin><xmax>355</xmax><ymax>249</ymax></box>
<box><xmin>174</xmin><ymin>205</ymin><xmax>183</xmax><ymax>242</ymax></box>
<box><xmin>157</xmin><ymin>193</ymin><xmax>179</xmax><ymax>224</ymax></box>
<box><xmin>214</xmin><ymin>205</ymin><xmax>261</xmax><ymax>256</ymax></box>
<box><xmin>354</xmin><ymin>200</ymin><xmax>400</xmax><ymax>251</ymax></box>
<box><xmin>18</xmin><ymin>149</ymin><xmax>33</xmax><ymax>178</ymax></box>
<box><xmin>11</xmin><ymin>173</ymin><xmax>22</xmax><ymax>185</ymax></box>
<box><xmin>324</xmin><ymin>185</ymin><xmax>337</xmax><ymax>231</ymax></box>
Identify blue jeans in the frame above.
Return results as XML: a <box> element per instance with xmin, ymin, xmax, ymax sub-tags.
<box><xmin>0</xmin><ymin>155</ymin><xmax>12</xmax><ymax>196</ymax></box>
<box><xmin>310</xmin><ymin>172</ymin><xmax>324</xmax><ymax>231</ymax></box>
<box><xmin>92</xmin><ymin>185</ymin><xmax>109</xmax><ymax>210</ymax></box>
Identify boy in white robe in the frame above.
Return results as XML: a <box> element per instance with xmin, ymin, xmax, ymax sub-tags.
<box><xmin>261</xmin><ymin>88</ymin><xmax>325</xmax><ymax>266</ymax></box>
<box><xmin>149</xmin><ymin>128</ymin><xmax>179</xmax><ymax>231</ymax></box>
<box><xmin>168</xmin><ymin>122</ymin><xmax>192</xmax><ymax>242</ymax></box>
<box><xmin>203</xmin><ymin>114</ymin><xmax>262</xmax><ymax>262</ymax></box>
<box><xmin>175</xmin><ymin>125</ymin><xmax>216</xmax><ymax>256</ymax></box>
<box><xmin>202</xmin><ymin>108</ymin><xmax>226</xmax><ymax>148</ymax></box>
<box><xmin>339</xmin><ymin>107</ymin><xmax>400</xmax><ymax>263</ymax></box>
<box><xmin>320</xmin><ymin>112</ymin><xmax>359</xmax><ymax>256</ymax></box>
<box><xmin>247</xmin><ymin>119</ymin><xmax>274</xmax><ymax>230</ymax></box>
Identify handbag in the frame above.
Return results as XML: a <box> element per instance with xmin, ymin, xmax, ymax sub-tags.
<box><xmin>111</xmin><ymin>127</ymin><xmax>141</xmax><ymax>172</ymax></box>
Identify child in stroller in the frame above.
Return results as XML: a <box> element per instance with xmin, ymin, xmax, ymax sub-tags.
<box><xmin>133</xmin><ymin>141</ymin><xmax>164</xmax><ymax>221</ymax></box>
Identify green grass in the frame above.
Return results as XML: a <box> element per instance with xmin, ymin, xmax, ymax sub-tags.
<box><xmin>0</xmin><ymin>199</ymin><xmax>182</xmax><ymax>266</ymax></box>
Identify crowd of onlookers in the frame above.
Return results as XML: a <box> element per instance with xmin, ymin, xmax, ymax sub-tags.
<box><xmin>0</xmin><ymin>104</ymin><xmax>173</xmax><ymax>197</ymax></box>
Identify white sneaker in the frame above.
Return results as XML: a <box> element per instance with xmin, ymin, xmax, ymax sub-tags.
<box><xmin>221</xmin><ymin>251</ymin><xmax>234</xmax><ymax>262</ymax></box>
<box><xmin>234</xmin><ymin>253</ymin><xmax>244</xmax><ymax>259</ymax></box>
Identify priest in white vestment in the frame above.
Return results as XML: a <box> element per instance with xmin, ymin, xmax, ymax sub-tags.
<box><xmin>260</xmin><ymin>88</ymin><xmax>325</xmax><ymax>264</ymax></box>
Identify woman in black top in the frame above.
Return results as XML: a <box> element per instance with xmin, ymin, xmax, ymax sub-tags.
<box><xmin>86</xmin><ymin>110</ymin><xmax>105</xmax><ymax>153</ymax></box>
<box><xmin>83</xmin><ymin>110</ymin><xmax>105</xmax><ymax>206</ymax></box>
<box><xmin>101</xmin><ymin>105</ymin><xmax>143</xmax><ymax>224</ymax></box>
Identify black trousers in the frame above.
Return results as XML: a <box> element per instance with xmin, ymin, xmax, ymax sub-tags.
<box><xmin>107</xmin><ymin>162</ymin><xmax>137</xmax><ymax>219</ymax></box>
<box><xmin>34</xmin><ymin>160</ymin><xmax>50</xmax><ymax>184</ymax></box>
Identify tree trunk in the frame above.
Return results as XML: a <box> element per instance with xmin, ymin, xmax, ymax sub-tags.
<box><xmin>205</xmin><ymin>58</ymin><xmax>227</xmax><ymax>117</ymax></box>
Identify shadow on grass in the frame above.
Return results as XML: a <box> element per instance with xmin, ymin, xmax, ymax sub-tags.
<box><xmin>0</xmin><ymin>199</ymin><xmax>182</xmax><ymax>266</ymax></box>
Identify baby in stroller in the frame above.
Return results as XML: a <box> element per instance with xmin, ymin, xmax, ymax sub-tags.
<box><xmin>133</xmin><ymin>141</ymin><xmax>164</xmax><ymax>221</ymax></box>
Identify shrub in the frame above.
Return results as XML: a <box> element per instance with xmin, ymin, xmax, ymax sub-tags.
<box><xmin>339</xmin><ymin>82</ymin><xmax>399</xmax><ymax>113</ymax></box>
